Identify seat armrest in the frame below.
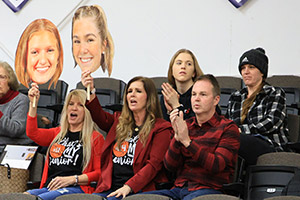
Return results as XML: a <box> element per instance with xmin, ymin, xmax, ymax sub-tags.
<box><xmin>90</xmin><ymin>181</ymin><xmax>97</xmax><ymax>188</ymax></box>
<box><xmin>27</xmin><ymin>181</ymin><xmax>41</xmax><ymax>190</ymax></box>
<box><xmin>222</xmin><ymin>182</ymin><xmax>244</xmax><ymax>197</ymax></box>
<box><xmin>284</xmin><ymin>142</ymin><xmax>300</xmax><ymax>153</ymax></box>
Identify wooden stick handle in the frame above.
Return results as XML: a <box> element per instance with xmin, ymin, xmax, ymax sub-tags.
<box><xmin>33</xmin><ymin>96</ymin><xmax>36</xmax><ymax>108</ymax></box>
<box><xmin>87</xmin><ymin>84</ymin><xmax>90</xmax><ymax>101</ymax></box>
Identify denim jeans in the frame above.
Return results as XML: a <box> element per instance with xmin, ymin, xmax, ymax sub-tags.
<box><xmin>142</xmin><ymin>187</ymin><xmax>222</xmax><ymax>200</ymax></box>
<box><xmin>27</xmin><ymin>186</ymin><xmax>84</xmax><ymax>200</ymax></box>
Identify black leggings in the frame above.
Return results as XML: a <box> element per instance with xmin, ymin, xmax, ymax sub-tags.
<box><xmin>238</xmin><ymin>134</ymin><xmax>275</xmax><ymax>167</ymax></box>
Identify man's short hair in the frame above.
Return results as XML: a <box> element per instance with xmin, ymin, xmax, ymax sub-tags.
<box><xmin>194</xmin><ymin>74</ymin><xmax>220</xmax><ymax>97</ymax></box>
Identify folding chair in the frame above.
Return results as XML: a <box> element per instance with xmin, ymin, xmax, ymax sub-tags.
<box><xmin>243</xmin><ymin>165</ymin><xmax>299</xmax><ymax>200</ymax></box>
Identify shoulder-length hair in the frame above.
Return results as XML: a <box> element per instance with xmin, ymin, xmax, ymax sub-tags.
<box><xmin>48</xmin><ymin>89</ymin><xmax>98</xmax><ymax>170</ymax></box>
<box><xmin>72</xmin><ymin>5</ymin><xmax>114</xmax><ymax>76</ymax></box>
<box><xmin>167</xmin><ymin>48</ymin><xmax>203</xmax><ymax>87</ymax></box>
<box><xmin>15</xmin><ymin>18</ymin><xmax>63</xmax><ymax>89</ymax></box>
<box><xmin>116</xmin><ymin>76</ymin><xmax>162</xmax><ymax>148</ymax></box>
<box><xmin>0</xmin><ymin>61</ymin><xmax>19</xmax><ymax>91</ymax></box>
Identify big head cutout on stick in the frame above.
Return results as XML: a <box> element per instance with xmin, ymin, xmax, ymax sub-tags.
<box><xmin>72</xmin><ymin>5</ymin><xmax>114</xmax><ymax>100</ymax></box>
<box><xmin>15</xmin><ymin>18</ymin><xmax>63</xmax><ymax>106</ymax></box>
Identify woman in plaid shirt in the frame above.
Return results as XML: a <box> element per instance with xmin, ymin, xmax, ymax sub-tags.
<box><xmin>226</xmin><ymin>47</ymin><xmax>289</xmax><ymax>166</ymax></box>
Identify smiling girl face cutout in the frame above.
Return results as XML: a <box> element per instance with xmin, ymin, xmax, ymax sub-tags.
<box><xmin>27</xmin><ymin>30</ymin><xmax>59</xmax><ymax>85</ymax></box>
<box><xmin>72</xmin><ymin>17</ymin><xmax>106</xmax><ymax>73</ymax></box>
<box><xmin>71</xmin><ymin>5</ymin><xmax>114</xmax><ymax>76</ymax></box>
<box><xmin>15</xmin><ymin>18</ymin><xmax>63</xmax><ymax>89</ymax></box>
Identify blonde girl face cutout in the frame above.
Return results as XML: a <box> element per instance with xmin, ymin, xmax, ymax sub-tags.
<box><xmin>27</xmin><ymin>30</ymin><xmax>59</xmax><ymax>85</ymax></box>
<box><xmin>72</xmin><ymin>16</ymin><xmax>106</xmax><ymax>73</ymax></box>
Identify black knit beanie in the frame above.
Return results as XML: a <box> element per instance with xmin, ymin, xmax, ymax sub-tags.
<box><xmin>238</xmin><ymin>47</ymin><xmax>269</xmax><ymax>78</ymax></box>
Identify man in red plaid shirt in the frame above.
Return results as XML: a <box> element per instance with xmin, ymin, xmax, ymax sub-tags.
<box><xmin>143</xmin><ymin>74</ymin><xmax>240</xmax><ymax>200</ymax></box>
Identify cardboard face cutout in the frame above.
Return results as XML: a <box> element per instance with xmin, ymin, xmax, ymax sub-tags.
<box><xmin>15</xmin><ymin>19</ymin><xmax>63</xmax><ymax>89</ymax></box>
<box><xmin>72</xmin><ymin>17</ymin><xmax>105</xmax><ymax>73</ymax></box>
<box><xmin>72</xmin><ymin>5</ymin><xmax>114</xmax><ymax>77</ymax></box>
<box><xmin>27</xmin><ymin>30</ymin><xmax>59</xmax><ymax>84</ymax></box>
<box><xmin>72</xmin><ymin>5</ymin><xmax>114</xmax><ymax>100</ymax></box>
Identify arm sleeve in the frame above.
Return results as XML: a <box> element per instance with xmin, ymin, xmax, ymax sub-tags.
<box><xmin>187</xmin><ymin>122</ymin><xmax>240</xmax><ymax>174</ymax></box>
<box><xmin>0</xmin><ymin>95</ymin><xmax>29</xmax><ymax>138</ymax></box>
<box><xmin>83</xmin><ymin>132</ymin><xmax>105</xmax><ymax>183</ymax></box>
<box><xmin>86</xmin><ymin>96</ymin><xmax>115</xmax><ymax>132</ymax></box>
<box><xmin>160</xmin><ymin>95</ymin><xmax>170</xmax><ymax>121</ymax></box>
<box><xmin>241</xmin><ymin>88</ymin><xmax>287</xmax><ymax>135</ymax></box>
<box><xmin>26</xmin><ymin>114</ymin><xmax>59</xmax><ymax>146</ymax></box>
<box><xmin>163</xmin><ymin>138</ymin><xmax>184</xmax><ymax>172</ymax></box>
<box><xmin>225</xmin><ymin>94</ymin><xmax>234</xmax><ymax>119</ymax></box>
<box><xmin>125</xmin><ymin>126</ymin><xmax>172</xmax><ymax>193</ymax></box>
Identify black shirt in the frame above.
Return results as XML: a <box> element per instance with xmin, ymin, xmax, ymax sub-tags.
<box><xmin>45</xmin><ymin>130</ymin><xmax>83</xmax><ymax>187</ymax></box>
<box><xmin>111</xmin><ymin>127</ymin><xmax>139</xmax><ymax>190</ymax></box>
<box><xmin>160</xmin><ymin>86</ymin><xmax>194</xmax><ymax>121</ymax></box>
<box><xmin>160</xmin><ymin>85</ymin><xmax>222</xmax><ymax>121</ymax></box>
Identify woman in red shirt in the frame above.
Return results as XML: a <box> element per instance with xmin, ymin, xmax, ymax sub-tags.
<box><xmin>81</xmin><ymin>73</ymin><xmax>173</xmax><ymax>200</ymax></box>
<box><xmin>25</xmin><ymin>85</ymin><xmax>104</xmax><ymax>200</ymax></box>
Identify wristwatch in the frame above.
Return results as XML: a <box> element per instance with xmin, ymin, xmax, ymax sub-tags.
<box><xmin>90</xmin><ymin>87</ymin><xmax>96</xmax><ymax>95</ymax></box>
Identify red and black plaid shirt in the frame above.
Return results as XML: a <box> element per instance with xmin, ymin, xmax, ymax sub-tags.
<box><xmin>164</xmin><ymin>112</ymin><xmax>240</xmax><ymax>191</ymax></box>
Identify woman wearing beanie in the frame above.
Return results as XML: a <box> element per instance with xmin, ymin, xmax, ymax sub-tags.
<box><xmin>226</xmin><ymin>47</ymin><xmax>289</xmax><ymax>166</ymax></box>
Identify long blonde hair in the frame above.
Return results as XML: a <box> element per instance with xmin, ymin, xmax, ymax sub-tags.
<box><xmin>48</xmin><ymin>89</ymin><xmax>98</xmax><ymax>170</ymax></box>
<box><xmin>116</xmin><ymin>76</ymin><xmax>162</xmax><ymax>149</ymax></box>
<box><xmin>72</xmin><ymin>5</ymin><xmax>114</xmax><ymax>76</ymax></box>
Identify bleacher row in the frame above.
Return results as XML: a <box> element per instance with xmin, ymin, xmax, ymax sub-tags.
<box><xmin>9</xmin><ymin>75</ymin><xmax>300</xmax><ymax>200</ymax></box>
<box><xmin>18</xmin><ymin>75</ymin><xmax>300</xmax><ymax>143</ymax></box>
<box><xmin>2</xmin><ymin>152</ymin><xmax>300</xmax><ymax>199</ymax></box>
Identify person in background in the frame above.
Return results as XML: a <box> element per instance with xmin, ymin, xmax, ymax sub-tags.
<box><xmin>160</xmin><ymin>49</ymin><xmax>204</xmax><ymax>121</ymax></box>
<box><xmin>25</xmin><ymin>86</ymin><xmax>104</xmax><ymax>200</ymax></box>
<box><xmin>0</xmin><ymin>61</ymin><xmax>31</xmax><ymax>145</ymax></box>
<box><xmin>142</xmin><ymin>74</ymin><xmax>240</xmax><ymax>200</ymax></box>
<box><xmin>226</xmin><ymin>47</ymin><xmax>289</xmax><ymax>166</ymax></box>
<box><xmin>81</xmin><ymin>73</ymin><xmax>172</xmax><ymax>200</ymax></box>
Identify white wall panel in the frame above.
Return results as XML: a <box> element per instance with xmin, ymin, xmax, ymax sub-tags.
<box><xmin>0</xmin><ymin>0</ymin><xmax>300</xmax><ymax>90</ymax></box>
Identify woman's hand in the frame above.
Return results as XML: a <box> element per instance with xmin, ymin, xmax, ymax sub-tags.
<box><xmin>47</xmin><ymin>176</ymin><xmax>76</xmax><ymax>191</ymax></box>
<box><xmin>81</xmin><ymin>70</ymin><xmax>96</xmax><ymax>101</ymax></box>
<box><xmin>28</xmin><ymin>83</ymin><xmax>40</xmax><ymax>103</ymax></box>
<box><xmin>28</xmin><ymin>83</ymin><xmax>40</xmax><ymax>117</ymax></box>
<box><xmin>107</xmin><ymin>184</ymin><xmax>132</xmax><ymax>199</ymax></box>
<box><xmin>161</xmin><ymin>83</ymin><xmax>180</xmax><ymax>111</ymax></box>
<box><xmin>81</xmin><ymin>70</ymin><xmax>94</xmax><ymax>89</ymax></box>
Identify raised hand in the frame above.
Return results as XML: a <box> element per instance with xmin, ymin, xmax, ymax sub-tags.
<box><xmin>28</xmin><ymin>82</ymin><xmax>40</xmax><ymax>104</ymax></box>
<box><xmin>170</xmin><ymin>109</ymin><xmax>191</xmax><ymax>147</ymax></box>
<box><xmin>161</xmin><ymin>82</ymin><xmax>180</xmax><ymax>112</ymax></box>
<box><xmin>81</xmin><ymin>70</ymin><xmax>94</xmax><ymax>89</ymax></box>
<box><xmin>81</xmin><ymin>70</ymin><xmax>96</xmax><ymax>101</ymax></box>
